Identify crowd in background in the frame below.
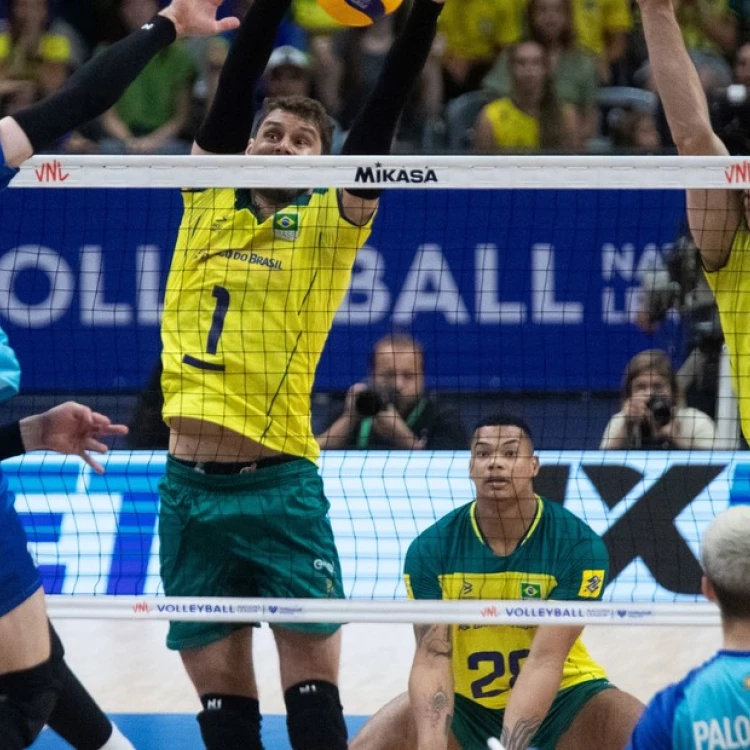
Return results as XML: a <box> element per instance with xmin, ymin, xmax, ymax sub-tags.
<box><xmin>3</xmin><ymin>0</ymin><xmax>750</xmax><ymax>154</ymax></box>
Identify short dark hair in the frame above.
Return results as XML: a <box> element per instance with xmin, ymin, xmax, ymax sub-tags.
<box><xmin>253</xmin><ymin>95</ymin><xmax>334</xmax><ymax>155</ymax></box>
<box><xmin>473</xmin><ymin>414</ymin><xmax>534</xmax><ymax>447</ymax></box>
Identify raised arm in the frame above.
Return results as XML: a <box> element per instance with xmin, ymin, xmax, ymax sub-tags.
<box><xmin>339</xmin><ymin>0</ymin><xmax>445</xmax><ymax>225</ymax></box>
<box><xmin>408</xmin><ymin>624</ymin><xmax>454</xmax><ymax>750</ymax></box>
<box><xmin>193</xmin><ymin>0</ymin><xmax>293</xmax><ymax>156</ymax></box>
<box><xmin>639</xmin><ymin>0</ymin><xmax>742</xmax><ymax>270</ymax></box>
<box><xmin>0</xmin><ymin>0</ymin><xmax>238</xmax><ymax>169</ymax></box>
<box><xmin>499</xmin><ymin>625</ymin><xmax>583</xmax><ymax>750</ymax></box>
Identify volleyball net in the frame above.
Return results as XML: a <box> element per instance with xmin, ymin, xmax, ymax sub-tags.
<box><xmin>2</xmin><ymin>154</ymin><xmax>746</xmax><ymax>627</ymax></box>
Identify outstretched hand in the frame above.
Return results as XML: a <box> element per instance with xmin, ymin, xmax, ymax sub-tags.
<box><xmin>20</xmin><ymin>402</ymin><xmax>129</xmax><ymax>474</ymax></box>
<box><xmin>159</xmin><ymin>0</ymin><xmax>240</xmax><ymax>38</ymax></box>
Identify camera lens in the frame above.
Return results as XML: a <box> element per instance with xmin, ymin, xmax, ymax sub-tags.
<box><xmin>647</xmin><ymin>395</ymin><xmax>672</xmax><ymax>428</ymax></box>
<box><xmin>355</xmin><ymin>391</ymin><xmax>384</xmax><ymax>417</ymax></box>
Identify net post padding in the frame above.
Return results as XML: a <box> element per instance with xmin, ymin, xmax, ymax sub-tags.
<box><xmin>14</xmin><ymin>154</ymin><xmax>750</xmax><ymax>190</ymax></box>
<box><xmin>46</xmin><ymin>597</ymin><xmax>721</xmax><ymax>626</ymax></box>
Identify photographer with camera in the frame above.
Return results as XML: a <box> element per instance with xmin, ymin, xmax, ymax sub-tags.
<box><xmin>600</xmin><ymin>349</ymin><xmax>716</xmax><ymax>450</ymax></box>
<box><xmin>317</xmin><ymin>333</ymin><xmax>466</xmax><ymax>450</ymax></box>
<box><xmin>635</xmin><ymin>232</ymin><xmax>724</xmax><ymax>420</ymax></box>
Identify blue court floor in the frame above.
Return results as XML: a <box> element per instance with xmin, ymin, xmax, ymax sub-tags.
<box><xmin>33</xmin><ymin>714</ymin><xmax>369</xmax><ymax>749</ymax></box>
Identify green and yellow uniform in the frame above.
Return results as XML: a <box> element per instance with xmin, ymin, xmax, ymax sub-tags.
<box><xmin>481</xmin><ymin>99</ymin><xmax>540</xmax><ymax>151</ymax></box>
<box><xmin>705</xmin><ymin>226</ymin><xmax>750</xmax><ymax>440</ymax></box>
<box><xmin>159</xmin><ymin>187</ymin><xmax>374</xmax><ymax>649</ymax></box>
<box><xmin>404</xmin><ymin>496</ymin><xmax>612</xmax><ymax>750</ymax></box>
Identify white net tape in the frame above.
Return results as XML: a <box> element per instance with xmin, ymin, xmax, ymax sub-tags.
<box><xmin>13</xmin><ymin>154</ymin><xmax>750</xmax><ymax>190</ymax></box>
<box><xmin>46</xmin><ymin>597</ymin><xmax>720</xmax><ymax>626</ymax></box>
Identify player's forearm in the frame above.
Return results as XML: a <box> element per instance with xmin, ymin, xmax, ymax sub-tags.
<box><xmin>639</xmin><ymin>0</ymin><xmax>714</xmax><ymax>152</ymax></box>
<box><xmin>342</xmin><ymin>0</ymin><xmax>444</xmax><ymax>157</ymax></box>
<box><xmin>7</xmin><ymin>16</ymin><xmax>176</xmax><ymax>165</ymax></box>
<box><xmin>195</xmin><ymin>0</ymin><xmax>293</xmax><ymax>154</ymax></box>
<box><xmin>409</xmin><ymin>651</ymin><xmax>454</xmax><ymax>750</ymax></box>
<box><xmin>500</xmin><ymin>660</ymin><xmax>561</xmax><ymax>750</ymax></box>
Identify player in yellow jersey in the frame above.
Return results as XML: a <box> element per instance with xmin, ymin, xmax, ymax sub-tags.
<box><xmin>351</xmin><ymin>415</ymin><xmax>644</xmax><ymax>750</ymax></box>
<box><xmin>638</xmin><ymin>0</ymin><xmax>750</xmax><ymax>443</ymax></box>
<box><xmin>157</xmin><ymin>0</ymin><xmax>447</xmax><ymax>748</ymax></box>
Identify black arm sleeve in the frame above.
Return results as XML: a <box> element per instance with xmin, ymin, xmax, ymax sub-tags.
<box><xmin>0</xmin><ymin>421</ymin><xmax>24</xmax><ymax>461</ymax></box>
<box><xmin>13</xmin><ymin>15</ymin><xmax>176</xmax><ymax>153</ymax></box>
<box><xmin>196</xmin><ymin>0</ymin><xmax>293</xmax><ymax>154</ymax></box>
<box><xmin>341</xmin><ymin>0</ymin><xmax>442</xmax><ymax>160</ymax></box>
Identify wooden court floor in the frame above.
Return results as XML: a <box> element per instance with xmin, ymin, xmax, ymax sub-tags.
<box><xmin>30</xmin><ymin>619</ymin><xmax>722</xmax><ymax>746</ymax></box>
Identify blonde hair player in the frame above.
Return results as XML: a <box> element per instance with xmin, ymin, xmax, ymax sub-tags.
<box><xmin>638</xmin><ymin>0</ymin><xmax>750</xmax><ymax>441</ymax></box>
<box><xmin>350</xmin><ymin>415</ymin><xmax>643</xmax><ymax>750</ymax></box>
<box><xmin>156</xmin><ymin>0</ymin><xmax>448</xmax><ymax>748</ymax></box>
<box><xmin>0</xmin><ymin>3</ymin><xmax>238</xmax><ymax>748</ymax></box>
<box><xmin>626</xmin><ymin>505</ymin><xmax>750</xmax><ymax>749</ymax></box>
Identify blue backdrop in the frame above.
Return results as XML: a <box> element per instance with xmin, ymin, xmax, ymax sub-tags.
<box><xmin>0</xmin><ymin>188</ymin><xmax>686</xmax><ymax>392</ymax></box>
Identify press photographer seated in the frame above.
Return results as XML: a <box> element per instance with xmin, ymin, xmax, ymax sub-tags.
<box><xmin>600</xmin><ymin>349</ymin><xmax>716</xmax><ymax>450</ymax></box>
<box><xmin>317</xmin><ymin>333</ymin><xmax>466</xmax><ymax>450</ymax></box>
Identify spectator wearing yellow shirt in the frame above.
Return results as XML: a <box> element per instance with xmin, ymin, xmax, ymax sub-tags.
<box><xmin>483</xmin><ymin>0</ymin><xmax>599</xmax><ymax>147</ymax></box>
<box><xmin>0</xmin><ymin>0</ymin><xmax>82</xmax><ymax>106</ymax></box>
<box><xmin>571</xmin><ymin>0</ymin><xmax>632</xmax><ymax>80</ymax></box>
<box><xmin>474</xmin><ymin>40</ymin><xmax>577</xmax><ymax>152</ymax></box>
<box><xmin>437</xmin><ymin>0</ymin><xmax>526</xmax><ymax>99</ymax></box>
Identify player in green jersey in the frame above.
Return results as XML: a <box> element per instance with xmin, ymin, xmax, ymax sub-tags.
<box><xmin>351</xmin><ymin>414</ymin><xmax>643</xmax><ymax>750</ymax></box>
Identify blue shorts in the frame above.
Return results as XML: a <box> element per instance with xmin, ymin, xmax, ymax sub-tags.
<box><xmin>0</xmin><ymin>496</ymin><xmax>42</xmax><ymax>617</ymax></box>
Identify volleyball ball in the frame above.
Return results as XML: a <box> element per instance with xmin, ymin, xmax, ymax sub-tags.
<box><xmin>315</xmin><ymin>0</ymin><xmax>403</xmax><ymax>26</ymax></box>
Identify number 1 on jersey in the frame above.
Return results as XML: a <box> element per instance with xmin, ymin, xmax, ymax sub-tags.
<box><xmin>182</xmin><ymin>284</ymin><xmax>230</xmax><ymax>372</ymax></box>
<box><xmin>207</xmin><ymin>285</ymin><xmax>230</xmax><ymax>355</ymax></box>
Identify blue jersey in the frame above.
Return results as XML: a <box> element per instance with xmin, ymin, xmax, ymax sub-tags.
<box><xmin>0</xmin><ymin>139</ymin><xmax>19</xmax><ymax>189</ymax></box>
<box><xmin>628</xmin><ymin>650</ymin><xmax>750</xmax><ymax>750</ymax></box>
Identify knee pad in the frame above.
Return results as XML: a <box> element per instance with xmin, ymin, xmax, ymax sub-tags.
<box><xmin>284</xmin><ymin>680</ymin><xmax>347</xmax><ymax>750</ymax></box>
<box><xmin>0</xmin><ymin>657</ymin><xmax>64</xmax><ymax>748</ymax></box>
<box><xmin>197</xmin><ymin>693</ymin><xmax>263</xmax><ymax>750</ymax></box>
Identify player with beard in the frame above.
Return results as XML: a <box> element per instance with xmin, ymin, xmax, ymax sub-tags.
<box><xmin>317</xmin><ymin>333</ymin><xmax>467</xmax><ymax>450</ymax></box>
<box><xmin>157</xmin><ymin>0</ymin><xmax>447</xmax><ymax>748</ymax></box>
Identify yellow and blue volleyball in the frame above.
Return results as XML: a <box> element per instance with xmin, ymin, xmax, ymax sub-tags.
<box><xmin>315</xmin><ymin>0</ymin><xmax>403</xmax><ymax>26</ymax></box>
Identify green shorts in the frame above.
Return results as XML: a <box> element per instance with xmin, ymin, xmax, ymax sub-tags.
<box><xmin>159</xmin><ymin>455</ymin><xmax>345</xmax><ymax>651</ymax></box>
<box><xmin>451</xmin><ymin>678</ymin><xmax>614</xmax><ymax>750</ymax></box>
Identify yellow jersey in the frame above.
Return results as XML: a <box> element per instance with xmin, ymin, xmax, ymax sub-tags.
<box><xmin>161</xmin><ymin>187</ymin><xmax>374</xmax><ymax>461</ymax></box>
<box><xmin>438</xmin><ymin>0</ymin><xmax>525</xmax><ymax>60</ymax></box>
<box><xmin>573</xmin><ymin>0</ymin><xmax>632</xmax><ymax>57</ymax></box>
<box><xmin>705</xmin><ymin>227</ymin><xmax>750</xmax><ymax>440</ymax></box>
<box><xmin>404</xmin><ymin>497</ymin><xmax>609</xmax><ymax>710</ymax></box>
<box><xmin>482</xmin><ymin>98</ymin><xmax>540</xmax><ymax>151</ymax></box>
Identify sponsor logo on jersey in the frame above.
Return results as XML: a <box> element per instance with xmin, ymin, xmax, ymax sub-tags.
<box><xmin>521</xmin><ymin>582</ymin><xmax>542</xmax><ymax>599</ymax></box>
<box><xmin>314</xmin><ymin>558</ymin><xmax>335</xmax><ymax>576</ymax></box>
<box><xmin>578</xmin><ymin>570</ymin><xmax>605</xmax><ymax>598</ymax></box>
<box><xmin>218</xmin><ymin>249</ymin><xmax>283</xmax><ymax>270</ymax></box>
<box><xmin>273</xmin><ymin>211</ymin><xmax>300</xmax><ymax>241</ymax></box>
<box><xmin>744</xmin><ymin>674</ymin><xmax>750</xmax><ymax>690</ymax></box>
<box><xmin>354</xmin><ymin>163</ymin><xmax>438</xmax><ymax>185</ymax></box>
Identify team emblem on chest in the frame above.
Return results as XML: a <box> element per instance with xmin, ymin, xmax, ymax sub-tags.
<box><xmin>273</xmin><ymin>210</ymin><xmax>300</xmax><ymax>241</ymax></box>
